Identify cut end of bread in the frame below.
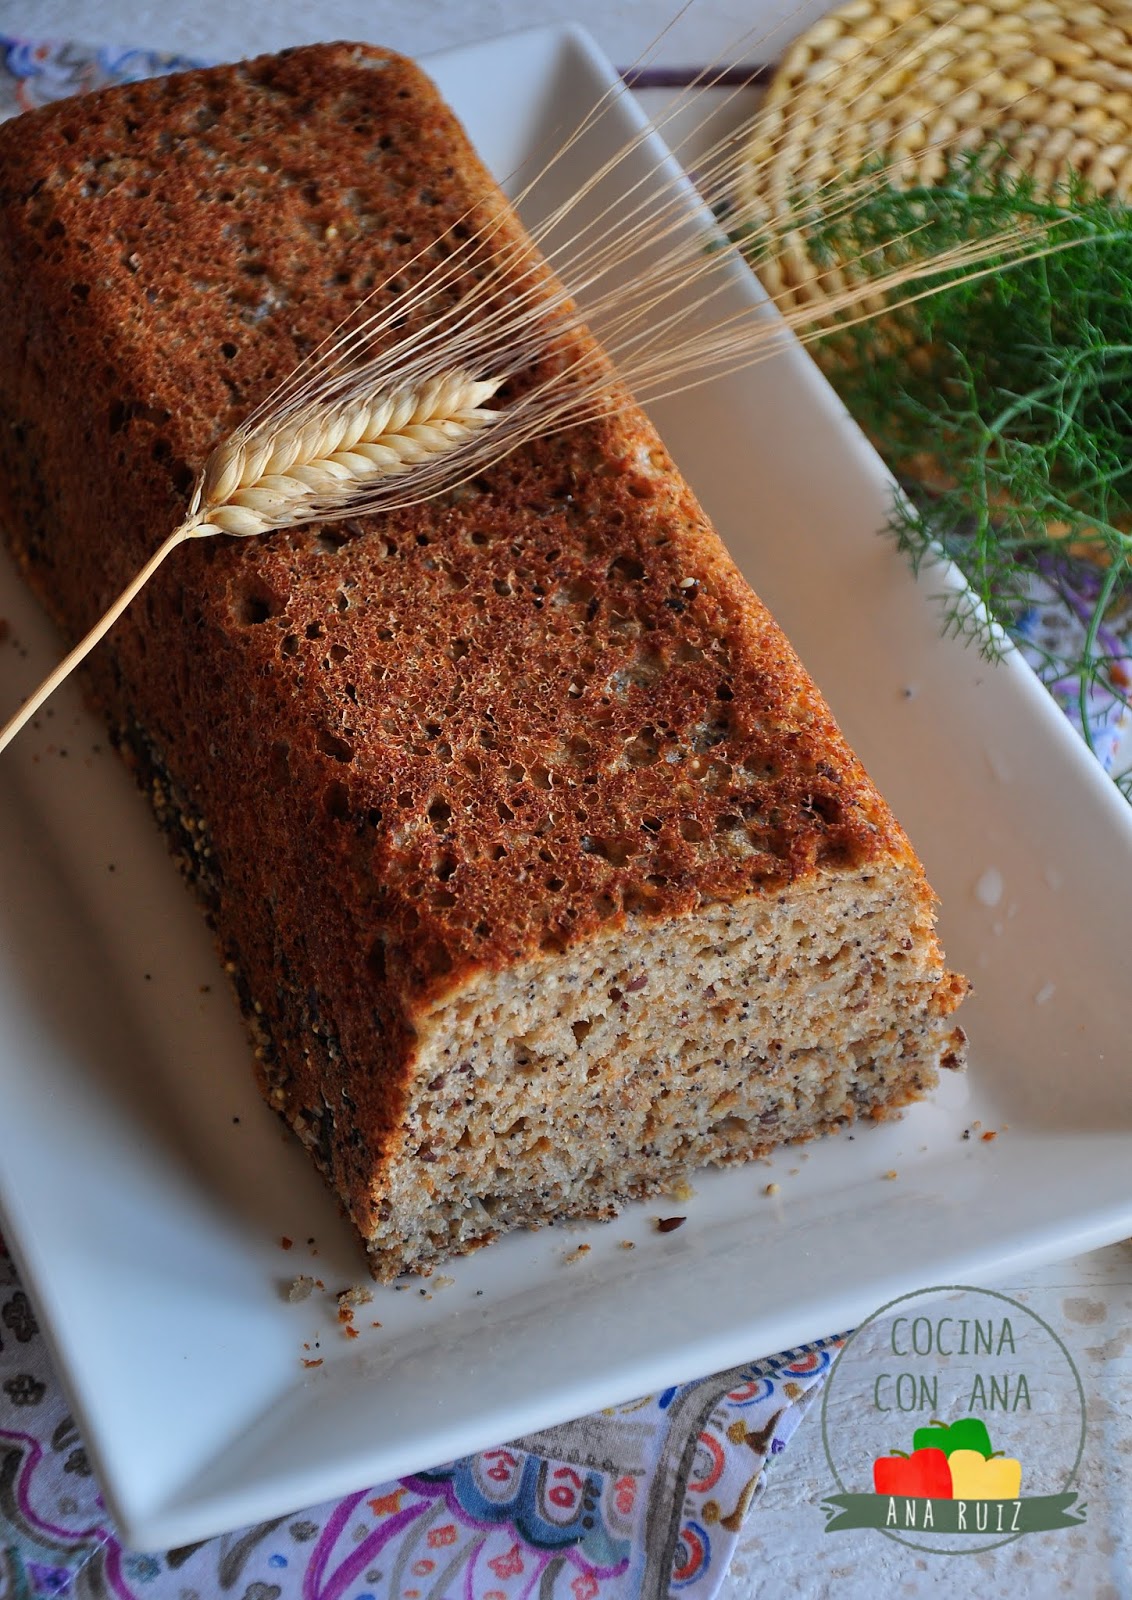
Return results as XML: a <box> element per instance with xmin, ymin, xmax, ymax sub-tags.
<box><xmin>279</xmin><ymin>864</ymin><xmax>966</xmax><ymax>1280</ymax></box>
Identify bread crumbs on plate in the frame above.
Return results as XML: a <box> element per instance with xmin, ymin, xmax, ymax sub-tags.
<box><xmin>563</xmin><ymin>1244</ymin><xmax>591</xmax><ymax>1264</ymax></box>
<box><xmin>764</xmin><ymin>1182</ymin><xmax>780</xmax><ymax>1196</ymax></box>
<box><xmin>654</xmin><ymin>1216</ymin><xmax>685</xmax><ymax>1233</ymax></box>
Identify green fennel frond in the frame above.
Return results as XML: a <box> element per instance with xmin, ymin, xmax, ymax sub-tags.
<box><xmin>751</xmin><ymin>156</ymin><xmax>1132</xmax><ymax>770</ymax></box>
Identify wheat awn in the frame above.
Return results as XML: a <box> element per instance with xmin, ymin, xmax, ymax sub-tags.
<box><xmin>0</xmin><ymin>0</ymin><xmax>1074</xmax><ymax>757</ymax></box>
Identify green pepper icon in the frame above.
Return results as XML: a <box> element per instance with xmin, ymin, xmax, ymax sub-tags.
<box><xmin>912</xmin><ymin>1417</ymin><xmax>994</xmax><ymax>1459</ymax></box>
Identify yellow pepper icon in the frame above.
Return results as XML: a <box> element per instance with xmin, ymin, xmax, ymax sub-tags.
<box><xmin>948</xmin><ymin>1449</ymin><xmax>1023</xmax><ymax>1499</ymax></box>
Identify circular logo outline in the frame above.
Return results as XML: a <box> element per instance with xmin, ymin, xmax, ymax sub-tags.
<box><xmin>820</xmin><ymin>1283</ymin><xmax>1087</xmax><ymax>1556</ymax></box>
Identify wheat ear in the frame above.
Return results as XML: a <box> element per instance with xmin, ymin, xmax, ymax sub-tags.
<box><xmin>0</xmin><ymin>370</ymin><xmax>501</xmax><ymax>756</ymax></box>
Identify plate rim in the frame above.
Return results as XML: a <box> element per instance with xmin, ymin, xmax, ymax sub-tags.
<box><xmin>1</xmin><ymin>19</ymin><xmax>1131</xmax><ymax>1551</ymax></box>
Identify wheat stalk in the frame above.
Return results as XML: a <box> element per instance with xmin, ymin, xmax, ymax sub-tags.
<box><xmin>0</xmin><ymin>2</ymin><xmax>1073</xmax><ymax>758</ymax></box>
<box><xmin>0</xmin><ymin>370</ymin><xmax>501</xmax><ymax>755</ymax></box>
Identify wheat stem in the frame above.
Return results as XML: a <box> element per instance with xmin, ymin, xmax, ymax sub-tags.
<box><xmin>0</xmin><ymin>523</ymin><xmax>191</xmax><ymax>755</ymax></box>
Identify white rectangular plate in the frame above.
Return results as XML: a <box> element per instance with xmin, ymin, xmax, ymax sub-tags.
<box><xmin>1</xmin><ymin>23</ymin><xmax>1131</xmax><ymax>1553</ymax></box>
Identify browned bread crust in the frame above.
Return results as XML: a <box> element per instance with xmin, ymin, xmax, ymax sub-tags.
<box><xmin>0</xmin><ymin>43</ymin><xmax>966</xmax><ymax>1275</ymax></box>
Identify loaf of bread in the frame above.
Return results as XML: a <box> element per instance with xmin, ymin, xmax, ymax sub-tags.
<box><xmin>0</xmin><ymin>43</ymin><xmax>967</xmax><ymax>1278</ymax></box>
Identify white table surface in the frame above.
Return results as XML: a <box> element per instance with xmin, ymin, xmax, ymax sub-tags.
<box><xmin>9</xmin><ymin>0</ymin><xmax>830</xmax><ymax>73</ymax></box>
<box><xmin>3</xmin><ymin>1</ymin><xmax>1129</xmax><ymax>1593</ymax></box>
<box><xmin>739</xmin><ymin>1245</ymin><xmax>1132</xmax><ymax>1598</ymax></box>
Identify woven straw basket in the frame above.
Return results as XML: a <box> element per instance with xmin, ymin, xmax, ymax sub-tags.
<box><xmin>737</xmin><ymin>0</ymin><xmax>1132</xmax><ymax>557</ymax></box>
<box><xmin>740</xmin><ymin>0</ymin><xmax>1132</xmax><ymax>313</ymax></box>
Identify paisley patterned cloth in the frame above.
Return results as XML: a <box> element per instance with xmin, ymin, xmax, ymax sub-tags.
<box><xmin>0</xmin><ymin>37</ymin><xmax>202</xmax><ymax>116</ymax></box>
<box><xmin>1012</xmin><ymin>559</ymin><xmax>1132</xmax><ymax>776</ymax></box>
<box><xmin>0</xmin><ymin>1238</ymin><xmax>836</xmax><ymax>1597</ymax></box>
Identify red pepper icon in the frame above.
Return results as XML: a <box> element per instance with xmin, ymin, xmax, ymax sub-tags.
<box><xmin>872</xmin><ymin>1447</ymin><xmax>953</xmax><ymax>1498</ymax></box>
